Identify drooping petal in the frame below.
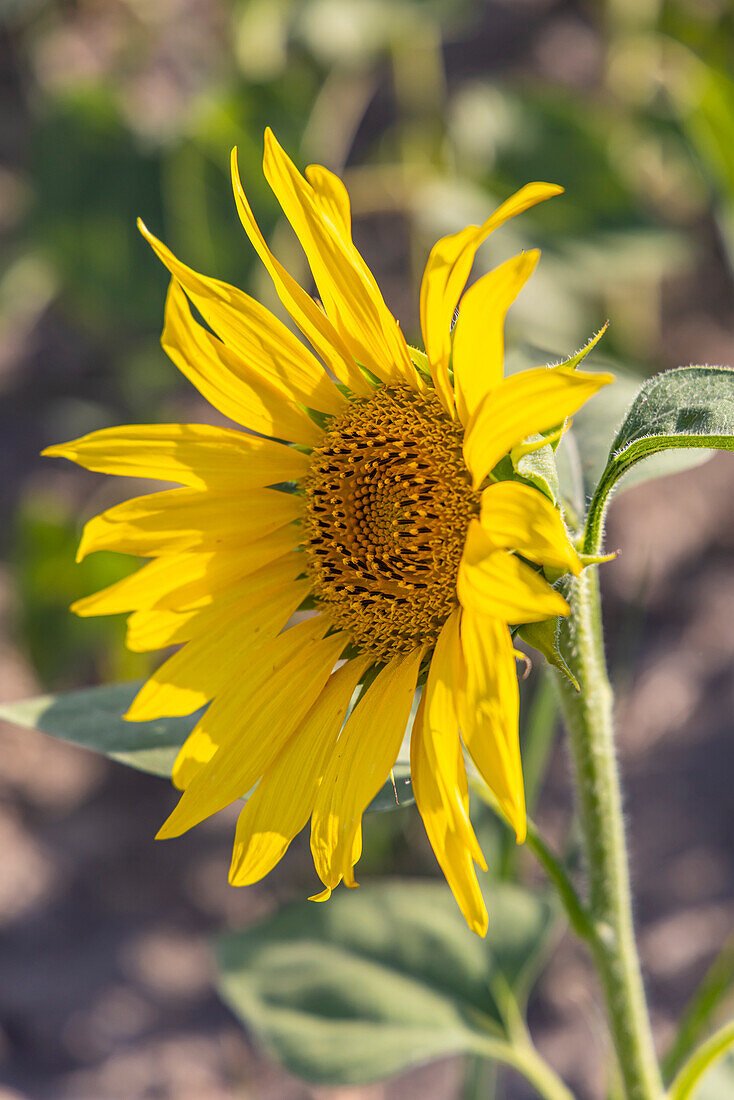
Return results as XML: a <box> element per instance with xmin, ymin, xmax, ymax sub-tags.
<box><xmin>458</xmin><ymin>521</ymin><xmax>569</xmax><ymax>623</ymax></box>
<box><xmin>480</xmin><ymin>481</ymin><xmax>582</xmax><ymax>575</ymax></box>
<box><xmin>157</xmin><ymin>624</ymin><xmax>348</xmax><ymax>836</ymax></box>
<box><xmin>411</xmin><ymin>612</ymin><xmax>488</xmax><ymax>935</ymax></box>
<box><xmin>43</xmin><ymin>423</ymin><xmax>309</xmax><ymax>491</ymax></box>
<box><xmin>458</xmin><ymin>609</ymin><xmax>526</xmax><ymax>842</ymax></box>
<box><xmin>262</xmin><ymin>129</ymin><xmax>419</xmax><ymax>390</ymax></box>
<box><xmin>76</xmin><ymin>485</ymin><xmax>302</xmax><ymax>561</ymax></box>
<box><xmin>452</xmin><ymin>250</ymin><xmax>540</xmax><ymax>425</ymax></box>
<box><xmin>125</xmin><ymin>576</ymin><xmax>311</xmax><ymax>724</ymax></box>
<box><xmin>71</xmin><ymin>528</ymin><xmax>300</xmax><ymax>617</ymax></box>
<box><xmin>161</xmin><ymin>280</ymin><xmax>323</xmax><ymax>445</ymax></box>
<box><xmin>139</xmin><ymin>221</ymin><xmax>345</xmax><ymax>417</ymax></box>
<box><xmin>229</xmin><ymin>655</ymin><xmax>370</xmax><ymax>887</ymax></box>
<box><xmin>420</xmin><ymin>184</ymin><xmax>563</xmax><ymax>413</ymax></box>
<box><xmin>124</xmin><ymin>553</ymin><xmax>305</xmax><ymax>652</ymax></box>
<box><xmin>230</xmin><ymin>149</ymin><xmax>370</xmax><ymax>397</ymax></box>
<box><xmin>463</xmin><ymin>364</ymin><xmax>614</xmax><ymax>489</ymax></box>
<box><xmin>310</xmin><ymin>645</ymin><xmax>423</xmax><ymax>892</ymax></box>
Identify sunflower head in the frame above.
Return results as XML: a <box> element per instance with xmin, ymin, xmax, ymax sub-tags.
<box><xmin>43</xmin><ymin>129</ymin><xmax>613</xmax><ymax>936</ymax></box>
<box><xmin>303</xmin><ymin>383</ymin><xmax>479</xmax><ymax>661</ymax></box>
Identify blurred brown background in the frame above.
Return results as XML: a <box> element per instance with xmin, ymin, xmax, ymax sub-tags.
<box><xmin>0</xmin><ymin>0</ymin><xmax>733</xmax><ymax>1096</ymax></box>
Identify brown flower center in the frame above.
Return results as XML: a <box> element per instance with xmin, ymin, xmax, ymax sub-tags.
<box><xmin>303</xmin><ymin>385</ymin><xmax>479</xmax><ymax>661</ymax></box>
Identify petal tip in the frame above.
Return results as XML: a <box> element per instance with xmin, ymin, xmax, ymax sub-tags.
<box><xmin>155</xmin><ymin>819</ymin><xmax>176</xmax><ymax>841</ymax></box>
<box><xmin>470</xmin><ymin>913</ymin><xmax>489</xmax><ymax>938</ymax></box>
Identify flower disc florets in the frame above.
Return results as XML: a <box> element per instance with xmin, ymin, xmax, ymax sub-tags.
<box><xmin>303</xmin><ymin>384</ymin><xmax>479</xmax><ymax>661</ymax></box>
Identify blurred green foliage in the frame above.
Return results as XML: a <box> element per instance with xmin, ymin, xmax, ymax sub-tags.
<box><xmin>11</xmin><ymin>493</ymin><xmax>148</xmax><ymax>687</ymax></box>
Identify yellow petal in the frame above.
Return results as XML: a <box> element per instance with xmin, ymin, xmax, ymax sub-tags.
<box><xmin>458</xmin><ymin>609</ymin><xmax>526</xmax><ymax>842</ymax></box>
<box><xmin>420</xmin><ymin>183</ymin><xmax>562</xmax><ymax>413</ymax></box>
<box><xmin>124</xmin><ymin>553</ymin><xmax>305</xmax><ymax>652</ymax></box>
<box><xmin>480</xmin><ymin>481</ymin><xmax>582</xmax><ymax>576</ymax></box>
<box><xmin>126</xmin><ymin>576</ymin><xmax>311</xmax><ymax>724</ymax></box>
<box><xmin>417</xmin><ymin>613</ymin><xmax>483</xmax><ymax>859</ymax></box>
<box><xmin>230</xmin><ymin>149</ymin><xmax>370</xmax><ymax>397</ymax></box>
<box><xmin>411</xmin><ymin>613</ymin><xmax>488</xmax><ymax>935</ymax></box>
<box><xmin>229</xmin><ymin>655</ymin><xmax>370</xmax><ymax>886</ymax></box>
<box><xmin>458</xmin><ymin>521</ymin><xmax>569</xmax><ymax>623</ymax></box>
<box><xmin>412</xmin><ymin>701</ymin><xmax>488</xmax><ymax>936</ymax></box>
<box><xmin>161</xmin><ymin>279</ymin><xmax>322</xmax><ymax>445</ymax></box>
<box><xmin>310</xmin><ymin>645</ymin><xmax>423</xmax><ymax>891</ymax></box>
<box><xmin>167</xmin><ymin>614</ymin><xmax>329</xmax><ymax>789</ymax></box>
<box><xmin>76</xmin><ymin>485</ymin><xmax>302</xmax><ymax>561</ymax></box>
<box><xmin>305</xmin><ymin>163</ymin><xmax>352</xmax><ymax>237</ymax></box>
<box><xmin>71</xmin><ymin>528</ymin><xmax>300</xmax><ymax>617</ymax></box>
<box><xmin>43</xmin><ymin>423</ymin><xmax>309</xmax><ymax>491</ymax></box>
<box><xmin>262</xmin><ymin>129</ymin><xmax>419</xmax><ymax>390</ymax></box>
<box><xmin>464</xmin><ymin>364</ymin><xmax>614</xmax><ymax>489</ymax></box>
<box><xmin>453</xmin><ymin>250</ymin><xmax>540</xmax><ymax>425</ymax></box>
<box><xmin>157</xmin><ymin>625</ymin><xmax>348</xmax><ymax>836</ymax></box>
<box><xmin>139</xmin><ymin>221</ymin><xmax>345</xmax><ymax>417</ymax></box>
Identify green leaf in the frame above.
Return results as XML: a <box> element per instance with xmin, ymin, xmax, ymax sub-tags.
<box><xmin>584</xmin><ymin>365</ymin><xmax>734</xmax><ymax>554</ymax></box>
<box><xmin>216</xmin><ymin>880</ymin><xmax>559</xmax><ymax>1085</ymax></box>
<box><xmin>669</xmin><ymin>1022</ymin><xmax>734</xmax><ymax>1100</ymax></box>
<box><xmin>0</xmin><ymin>682</ymin><xmax>194</xmax><ymax>776</ymax></box>
<box><xmin>519</xmin><ymin>618</ymin><xmax>578</xmax><ymax>691</ymax></box>
<box><xmin>663</xmin><ymin>937</ymin><xmax>734</xmax><ymax>1082</ymax></box>
<box><xmin>562</xmin><ymin>366</ymin><xmax>711</xmax><ymax>504</ymax></box>
<box><xmin>0</xmin><ymin>683</ymin><xmax>414</xmax><ymax>814</ymax></box>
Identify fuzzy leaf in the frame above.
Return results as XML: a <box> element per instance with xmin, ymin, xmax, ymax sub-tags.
<box><xmin>216</xmin><ymin>880</ymin><xmax>559</xmax><ymax>1085</ymax></box>
<box><xmin>585</xmin><ymin>365</ymin><xmax>734</xmax><ymax>551</ymax></box>
<box><xmin>0</xmin><ymin>683</ymin><xmax>411</xmax><ymax>814</ymax></box>
<box><xmin>0</xmin><ymin>682</ymin><xmax>191</xmax><ymax>776</ymax></box>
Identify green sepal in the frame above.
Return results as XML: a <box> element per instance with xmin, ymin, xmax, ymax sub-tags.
<box><xmin>578</xmin><ymin>550</ymin><xmax>618</xmax><ymax>567</ymax></box>
<box><xmin>504</xmin><ymin>324</ymin><xmax>610</xmax><ymax>505</ymax></box>
<box><xmin>511</xmin><ymin>436</ymin><xmax>560</xmax><ymax>503</ymax></box>
<box><xmin>306</xmin><ymin>407</ymin><xmax>335</xmax><ymax>431</ymax></box>
<box><xmin>499</xmin><ymin>324</ymin><xmax>611</xmax><ymax>505</ymax></box>
<box><xmin>554</xmin><ymin>321</ymin><xmax>609</xmax><ymax>373</ymax></box>
<box><xmin>519</xmin><ymin>618</ymin><xmax>579</xmax><ymax>692</ymax></box>
<box><xmin>408</xmin><ymin>344</ymin><xmax>432</xmax><ymax>382</ymax></box>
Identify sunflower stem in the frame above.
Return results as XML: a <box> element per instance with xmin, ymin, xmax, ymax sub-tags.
<box><xmin>553</xmin><ymin>567</ymin><xmax>663</xmax><ymax>1100</ymax></box>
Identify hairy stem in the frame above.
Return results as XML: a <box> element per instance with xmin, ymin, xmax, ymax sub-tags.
<box><xmin>553</xmin><ymin>567</ymin><xmax>663</xmax><ymax>1100</ymax></box>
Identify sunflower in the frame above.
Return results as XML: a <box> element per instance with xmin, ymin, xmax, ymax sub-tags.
<box><xmin>44</xmin><ymin>130</ymin><xmax>612</xmax><ymax>935</ymax></box>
